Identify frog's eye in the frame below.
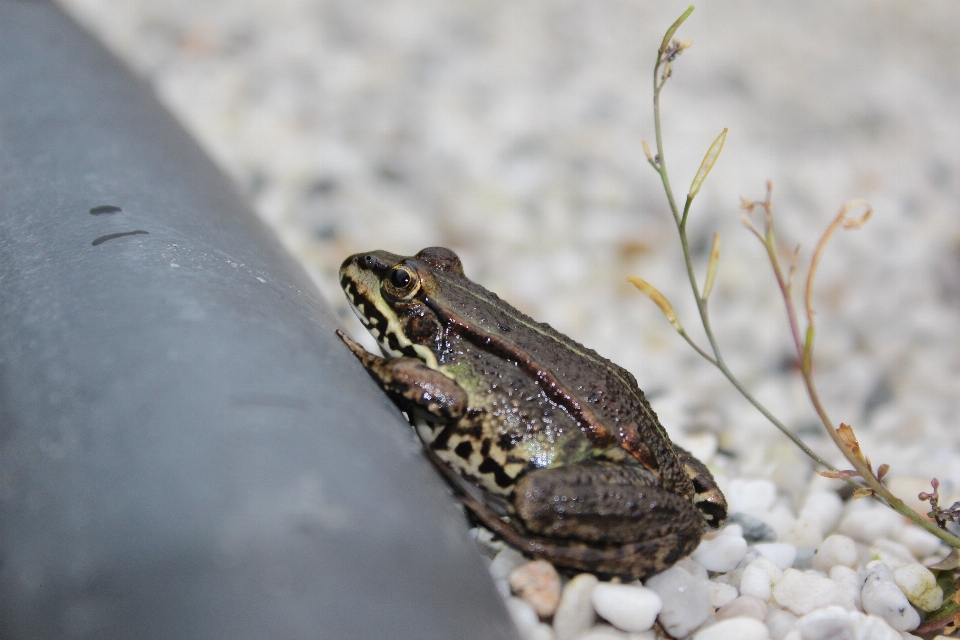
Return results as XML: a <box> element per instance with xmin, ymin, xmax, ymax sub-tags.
<box><xmin>383</xmin><ymin>265</ymin><xmax>420</xmax><ymax>299</ymax></box>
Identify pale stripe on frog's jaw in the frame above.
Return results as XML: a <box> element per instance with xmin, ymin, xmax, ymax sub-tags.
<box><xmin>340</xmin><ymin>264</ymin><xmax>440</xmax><ymax>369</ymax></box>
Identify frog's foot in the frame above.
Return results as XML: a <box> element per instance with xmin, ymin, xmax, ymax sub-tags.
<box><xmin>336</xmin><ymin>330</ymin><xmax>467</xmax><ymax>421</ymax></box>
<box><xmin>674</xmin><ymin>445</ymin><xmax>728</xmax><ymax>529</ymax></box>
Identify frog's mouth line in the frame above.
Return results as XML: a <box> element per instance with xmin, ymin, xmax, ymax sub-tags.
<box><xmin>340</xmin><ymin>267</ymin><xmax>440</xmax><ymax>368</ymax></box>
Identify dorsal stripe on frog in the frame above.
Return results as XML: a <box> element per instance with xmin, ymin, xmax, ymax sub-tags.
<box><xmin>436</xmin><ymin>275</ymin><xmax>672</xmax><ymax>440</ymax></box>
<box><xmin>423</xmin><ymin>293</ymin><xmax>695</xmax><ymax>500</ymax></box>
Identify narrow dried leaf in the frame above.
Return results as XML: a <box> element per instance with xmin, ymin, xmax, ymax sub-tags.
<box><xmin>851</xmin><ymin>487</ymin><xmax>875</xmax><ymax>500</ymax></box>
<box><xmin>701</xmin><ymin>233</ymin><xmax>721</xmax><ymax>300</ymax></box>
<box><xmin>836</xmin><ymin>423</ymin><xmax>863</xmax><ymax>459</ymax></box>
<box><xmin>628</xmin><ymin>277</ymin><xmax>683</xmax><ymax>333</ymax></box>
<box><xmin>839</xmin><ymin>199</ymin><xmax>872</xmax><ymax>229</ymax></box>
<box><xmin>877</xmin><ymin>463</ymin><xmax>890</xmax><ymax>481</ymax></box>
<box><xmin>659</xmin><ymin>6</ymin><xmax>695</xmax><ymax>53</ymax></box>
<box><xmin>688</xmin><ymin>128</ymin><xmax>728</xmax><ymax>199</ymax></box>
<box><xmin>804</xmin><ymin>200</ymin><xmax>873</xmax><ymax>333</ymax></box>
<box><xmin>642</xmin><ymin>140</ymin><xmax>655</xmax><ymax>164</ymax></box>
<box><xmin>815</xmin><ymin>468</ymin><xmax>862</xmax><ymax>480</ymax></box>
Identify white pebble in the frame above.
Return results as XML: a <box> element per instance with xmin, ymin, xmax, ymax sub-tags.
<box><xmin>524</xmin><ymin>623</ymin><xmax>556</xmax><ymax>640</ymax></box>
<box><xmin>838</xmin><ymin>505</ymin><xmax>905</xmax><ymax>544</ymax></box>
<box><xmin>490</xmin><ymin>547</ymin><xmax>527</xmax><ymax>580</ymax></box>
<box><xmin>860</xmin><ymin>561</ymin><xmax>920</xmax><ymax>632</ymax></box>
<box><xmin>509</xmin><ymin>560</ymin><xmax>562</xmax><ymax>617</ymax></box>
<box><xmin>676</xmin><ymin>556</ymin><xmax>710</xmax><ymax>581</ymax></box>
<box><xmin>705</xmin><ymin>579</ymin><xmax>739</xmax><ymax>608</ymax></box>
<box><xmin>755</xmin><ymin>543</ymin><xmax>798</xmax><ymax>570</ymax></box>
<box><xmin>829</xmin><ymin>565</ymin><xmax>862</xmax><ymax>611</ymax></box>
<box><xmin>772</xmin><ymin>569</ymin><xmax>841</xmax><ymax>615</ymax></box>
<box><xmin>692</xmin><ymin>617</ymin><xmax>770</xmax><ymax>640</ymax></box>
<box><xmin>677</xmin><ymin>431</ymin><xmax>719</xmax><ymax>465</ymax></box>
<box><xmin>738</xmin><ymin>547</ymin><xmax>761</xmax><ymax>569</ymax></box>
<box><xmin>590</xmin><ymin>583</ymin><xmax>661</xmax><ymax>633</ymax></box>
<box><xmin>727</xmin><ymin>479</ymin><xmax>778</xmax><ymax>514</ymax></box>
<box><xmin>896</xmin><ymin>525</ymin><xmax>942</xmax><ymax>559</ymax></box>
<box><xmin>870</xmin><ymin>539</ymin><xmax>915</xmax><ymax>570</ymax></box>
<box><xmin>784</xmin><ymin>518</ymin><xmax>824</xmax><ymax>549</ymax></box>
<box><xmin>850</xmin><ymin>611</ymin><xmax>902</xmax><ymax>640</ymax></box>
<box><xmin>892</xmin><ymin>563</ymin><xmax>943</xmax><ymax>612</ymax></box>
<box><xmin>798</xmin><ymin>491</ymin><xmax>844</xmax><ymax>536</ymax></box>
<box><xmin>553</xmin><ymin>573</ymin><xmax>597</xmax><ymax>640</ymax></box>
<box><xmin>812</xmin><ymin>535</ymin><xmax>859</xmax><ymax>572</ymax></box>
<box><xmin>796</xmin><ymin>605</ymin><xmax>851</xmax><ymax>640</ymax></box>
<box><xmin>645</xmin><ymin>565</ymin><xmax>712</xmax><ymax>639</ymax></box>
<box><xmin>506</xmin><ymin>597</ymin><xmax>540</xmax><ymax>637</ymax></box>
<box><xmin>717</xmin><ymin>595</ymin><xmax>767</xmax><ymax>621</ymax></box>
<box><xmin>764</xmin><ymin>607</ymin><xmax>798</xmax><ymax>640</ymax></box>
<box><xmin>575</xmin><ymin>625</ymin><xmax>626</xmax><ymax>640</ymax></box>
<box><xmin>692</xmin><ymin>532</ymin><xmax>749</xmax><ymax>572</ymax></box>
<box><xmin>740</xmin><ymin>563</ymin><xmax>773</xmax><ymax>601</ymax></box>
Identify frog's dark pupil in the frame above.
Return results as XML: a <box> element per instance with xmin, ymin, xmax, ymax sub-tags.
<box><xmin>391</xmin><ymin>268</ymin><xmax>411</xmax><ymax>288</ymax></box>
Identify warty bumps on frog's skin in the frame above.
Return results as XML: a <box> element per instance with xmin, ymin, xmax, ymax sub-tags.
<box><xmin>337</xmin><ymin>247</ymin><xmax>727</xmax><ymax>579</ymax></box>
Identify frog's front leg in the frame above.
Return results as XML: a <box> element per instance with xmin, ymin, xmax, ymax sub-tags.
<box><xmin>510</xmin><ymin>461</ymin><xmax>706</xmax><ymax>577</ymax></box>
<box><xmin>336</xmin><ymin>330</ymin><xmax>467</xmax><ymax>422</ymax></box>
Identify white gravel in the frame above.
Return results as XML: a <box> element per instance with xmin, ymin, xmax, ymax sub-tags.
<box><xmin>811</xmin><ymin>534</ymin><xmax>859</xmax><ymax>572</ymax></box>
<box><xmin>590</xmin><ymin>583</ymin><xmax>661</xmax><ymax>633</ymax></box>
<box><xmin>645</xmin><ymin>565</ymin><xmax>713</xmax><ymax>638</ymax></box>
<box><xmin>57</xmin><ymin>1</ymin><xmax>960</xmax><ymax>637</ymax></box>
<box><xmin>509</xmin><ymin>560</ymin><xmax>563</xmax><ymax>618</ymax></box>
<box><xmin>861</xmin><ymin>561</ymin><xmax>921</xmax><ymax>632</ymax></box>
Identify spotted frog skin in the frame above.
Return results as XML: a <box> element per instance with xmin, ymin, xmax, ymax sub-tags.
<box><xmin>337</xmin><ymin>247</ymin><xmax>726</xmax><ymax>579</ymax></box>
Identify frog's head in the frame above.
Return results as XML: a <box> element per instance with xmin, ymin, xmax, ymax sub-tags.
<box><xmin>339</xmin><ymin>247</ymin><xmax>464</xmax><ymax>366</ymax></box>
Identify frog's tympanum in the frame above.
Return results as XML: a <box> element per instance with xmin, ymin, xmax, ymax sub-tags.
<box><xmin>338</xmin><ymin>247</ymin><xmax>727</xmax><ymax>579</ymax></box>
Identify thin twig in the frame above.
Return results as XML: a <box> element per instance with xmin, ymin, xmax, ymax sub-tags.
<box><xmin>637</xmin><ymin>8</ymin><xmax>960</xmax><ymax>548</ymax></box>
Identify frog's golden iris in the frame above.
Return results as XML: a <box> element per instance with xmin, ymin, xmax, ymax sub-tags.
<box><xmin>338</xmin><ymin>247</ymin><xmax>726</xmax><ymax>579</ymax></box>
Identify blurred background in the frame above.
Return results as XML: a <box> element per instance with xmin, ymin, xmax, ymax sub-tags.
<box><xmin>58</xmin><ymin>0</ymin><xmax>960</xmax><ymax>502</ymax></box>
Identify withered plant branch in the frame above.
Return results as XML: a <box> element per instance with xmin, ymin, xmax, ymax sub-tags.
<box><xmin>644</xmin><ymin>7</ymin><xmax>833</xmax><ymax>472</ymax></box>
<box><xmin>639</xmin><ymin>7</ymin><xmax>960</xmax><ymax>549</ymax></box>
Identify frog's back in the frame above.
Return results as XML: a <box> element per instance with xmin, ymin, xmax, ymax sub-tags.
<box><xmin>432</xmin><ymin>270</ymin><xmax>663</xmax><ymax>440</ymax></box>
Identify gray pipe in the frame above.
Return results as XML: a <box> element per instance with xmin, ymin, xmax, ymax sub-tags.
<box><xmin>0</xmin><ymin>2</ymin><xmax>516</xmax><ymax>638</ymax></box>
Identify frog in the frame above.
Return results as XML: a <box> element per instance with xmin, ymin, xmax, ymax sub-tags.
<box><xmin>337</xmin><ymin>246</ymin><xmax>727</xmax><ymax>579</ymax></box>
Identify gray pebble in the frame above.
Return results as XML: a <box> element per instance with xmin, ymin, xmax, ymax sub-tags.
<box><xmin>645</xmin><ymin>566</ymin><xmax>712</xmax><ymax>639</ymax></box>
<box><xmin>727</xmin><ymin>513</ymin><xmax>778</xmax><ymax>543</ymax></box>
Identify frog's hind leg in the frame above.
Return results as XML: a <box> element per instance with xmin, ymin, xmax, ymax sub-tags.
<box><xmin>511</xmin><ymin>462</ymin><xmax>705</xmax><ymax>578</ymax></box>
<box><xmin>512</xmin><ymin>462</ymin><xmax>704</xmax><ymax>545</ymax></box>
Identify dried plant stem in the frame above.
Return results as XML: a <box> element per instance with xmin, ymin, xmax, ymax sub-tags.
<box><xmin>646</xmin><ymin>9</ymin><xmax>832</xmax><ymax>471</ymax></box>
<box><xmin>641</xmin><ymin>6</ymin><xmax>960</xmax><ymax>548</ymax></box>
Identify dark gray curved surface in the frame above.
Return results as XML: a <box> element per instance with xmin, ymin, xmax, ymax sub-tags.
<box><xmin>0</xmin><ymin>2</ymin><xmax>517</xmax><ymax>638</ymax></box>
